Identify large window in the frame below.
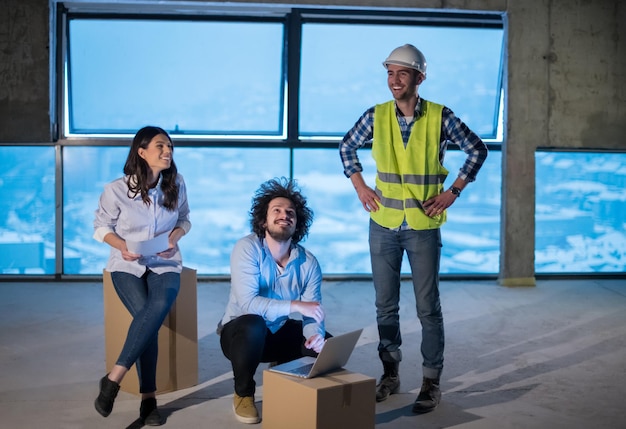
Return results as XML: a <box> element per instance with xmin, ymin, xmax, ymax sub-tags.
<box><xmin>535</xmin><ymin>151</ymin><xmax>626</xmax><ymax>273</ymax></box>
<box><xmin>296</xmin><ymin>149</ymin><xmax>502</xmax><ymax>275</ymax></box>
<box><xmin>62</xmin><ymin>146</ymin><xmax>291</xmax><ymax>274</ymax></box>
<box><xmin>58</xmin><ymin>145</ymin><xmax>502</xmax><ymax>275</ymax></box>
<box><xmin>54</xmin><ymin>7</ymin><xmax>507</xmax><ymax>276</ymax></box>
<box><xmin>4</xmin><ymin>147</ymin><xmax>625</xmax><ymax>275</ymax></box>
<box><xmin>0</xmin><ymin>147</ymin><xmax>55</xmax><ymax>274</ymax></box>
<box><xmin>299</xmin><ymin>23</ymin><xmax>503</xmax><ymax>138</ymax></box>
<box><xmin>65</xmin><ymin>10</ymin><xmax>504</xmax><ymax>139</ymax></box>
<box><xmin>68</xmin><ymin>19</ymin><xmax>285</xmax><ymax>136</ymax></box>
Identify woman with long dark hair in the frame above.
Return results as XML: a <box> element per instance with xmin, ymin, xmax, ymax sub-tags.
<box><xmin>93</xmin><ymin>126</ymin><xmax>191</xmax><ymax>425</ymax></box>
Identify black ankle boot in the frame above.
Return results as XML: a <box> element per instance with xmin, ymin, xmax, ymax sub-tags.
<box><xmin>412</xmin><ymin>377</ymin><xmax>441</xmax><ymax>414</ymax></box>
<box><xmin>376</xmin><ymin>361</ymin><xmax>400</xmax><ymax>402</ymax></box>
<box><xmin>140</xmin><ymin>397</ymin><xmax>165</xmax><ymax>426</ymax></box>
<box><xmin>94</xmin><ymin>375</ymin><xmax>120</xmax><ymax>417</ymax></box>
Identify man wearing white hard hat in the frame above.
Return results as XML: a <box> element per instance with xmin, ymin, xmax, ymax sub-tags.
<box><xmin>339</xmin><ymin>44</ymin><xmax>488</xmax><ymax>414</ymax></box>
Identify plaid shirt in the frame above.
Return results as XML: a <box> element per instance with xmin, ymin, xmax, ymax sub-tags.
<box><xmin>340</xmin><ymin>97</ymin><xmax>488</xmax><ymax>182</ymax></box>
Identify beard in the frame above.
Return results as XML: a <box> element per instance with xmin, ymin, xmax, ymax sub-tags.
<box><xmin>266</xmin><ymin>224</ymin><xmax>295</xmax><ymax>243</ymax></box>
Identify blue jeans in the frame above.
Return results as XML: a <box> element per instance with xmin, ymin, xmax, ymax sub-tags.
<box><xmin>220</xmin><ymin>315</ymin><xmax>328</xmax><ymax>397</ymax></box>
<box><xmin>369</xmin><ymin>219</ymin><xmax>444</xmax><ymax>380</ymax></box>
<box><xmin>111</xmin><ymin>270</ymin><xmax>180</xmax><ymax>393</ymax></box>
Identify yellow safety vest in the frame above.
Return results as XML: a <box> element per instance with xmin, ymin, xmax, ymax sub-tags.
<box><xmin>370</xmin><ymin>100</ymin><xmax>449</xmax><ymax>230</ymax></box>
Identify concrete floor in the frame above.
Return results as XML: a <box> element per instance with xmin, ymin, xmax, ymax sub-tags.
<box><xmin>0</xmin><ymin>277</ymin><xmax>625</xmax><ymax>429</ymax></box>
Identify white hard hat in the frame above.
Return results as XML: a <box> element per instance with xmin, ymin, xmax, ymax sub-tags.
<box><xmin>383</xmin><ymin>44</ymin><xmax>427</xmax><ymax>77</ymax></box>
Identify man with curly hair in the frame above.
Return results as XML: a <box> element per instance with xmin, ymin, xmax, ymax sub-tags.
<box><xmin>217</xmin><ymin>177</ymin><xmax>328</xmax><ymax>424</ymax></box>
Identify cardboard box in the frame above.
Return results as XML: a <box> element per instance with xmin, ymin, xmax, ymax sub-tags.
<box><xmin>262</xmin><ymin>369</ymin><xmax>376</xmax><ymax>429</ymax></box>
<box><xmin>103</xmin><ymin>267</ymin><xmax>198</xmax><ymax>395</ymax></box>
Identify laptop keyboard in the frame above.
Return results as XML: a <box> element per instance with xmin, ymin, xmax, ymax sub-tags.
<box><xmin>291</xmin><ymin>362</ymin><xmax>315</xmax><ymax>376</ymax></box>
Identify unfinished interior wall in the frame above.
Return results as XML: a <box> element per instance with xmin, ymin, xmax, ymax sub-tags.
<box><xmin>0</xmin><ymin>0</ymin><xmax>50</xmax><ymax>142</ymax></box>
<box><xmin>501</xmin><ymin>0</ymin><xmax>625</xmax><ymax>285</ymax></box>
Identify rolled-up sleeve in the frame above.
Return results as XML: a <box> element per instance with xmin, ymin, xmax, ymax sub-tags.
<box><xmin>299</xmin><ymin>254</ymin><xmax>324</xmax><ymax>339</ymax></box>
<box><xmin>340</xmin><ymin>107</ymin><xmax>374</xmax><ymax>178</ymax></box>
<box><xmin>442</xmin><ymin>107</ymin><xmax>488</xmax><ymax>182</ymax></box>
<box><xmin>93</xmin><ymin>182</ymin><xmax>120</xmax><ymax>242</ymax></box>
<box><xmin>175</xmin><ymin>175</ymin><xmax>192</xmax><ymax>234</ymax></box>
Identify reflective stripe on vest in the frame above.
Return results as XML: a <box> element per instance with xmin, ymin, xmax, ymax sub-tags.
<box><xmin>370</xmin><ymin>100</ymin><xmax>449</xmax><ymax>230</ymax></box>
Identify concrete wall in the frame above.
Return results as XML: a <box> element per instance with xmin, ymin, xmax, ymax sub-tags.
<box><xmin>501</xmin><ymin>0</ymin><xmax>625</xmax><ymax>285</ymax></box>
<box><xmin>0</xmin><ymin>0</ymin><xmax>624</xmax><ymax>282</ymax></box>
<box><xmin>0</xmin><ymin>0</ymin><xmax>51</xmax><ymax>142</ymax></box>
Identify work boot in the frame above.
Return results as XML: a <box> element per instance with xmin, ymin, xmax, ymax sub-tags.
<box><xmin>94</xmin><ymin>374</ymin><xmax>120</xmax><ymax>417</ymax></box>
<box><xmin>233</xmin><ymin>393</ymin><xmax>260</xmax><ymax>424</ymax></box>
<box><xmin>140</xmin><ymin>397</ymin><xmax>165</xmax><ymax>426</ymax></box>
<box><xmin>375</xmin><ymin>361</ymin><xmax>400</xmax><ymax>402</ymax></box>
<box><xmin>412</xmin><ymin>377</ymin><xmax>441</xmax><ymax>414</ymax></box>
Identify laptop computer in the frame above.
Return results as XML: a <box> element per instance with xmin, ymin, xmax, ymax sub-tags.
<box><xmin>268</xmin><ymin>328</ymin><xmax>363</xmax><ymax>379</ymax></box>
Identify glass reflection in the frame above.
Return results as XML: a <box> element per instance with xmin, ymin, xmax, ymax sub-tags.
<box><xmin>0</xmin><ymin>146</ymin><xmax>55</xmax><ymax>274</ymax></box>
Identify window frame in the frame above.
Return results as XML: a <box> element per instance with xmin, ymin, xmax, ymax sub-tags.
<box><xmin>56</xmin><ymin>5</ymin><xmax>505</xmax><ymax>150</ymax></box>
<box><xmin>46</xmin><ymin>3</ymin><xmax>509</xmax><ymax>279</ymax></box>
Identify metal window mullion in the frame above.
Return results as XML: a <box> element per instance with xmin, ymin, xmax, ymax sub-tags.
<box><xmin>285</xmin><ymin>10</ymin><xmax>302</xmax><ymax>178</ymax></box>
<box><xmin>55</xmin><ymin>5</ymin><xmax>70</xmax><ymax>277</ymax></box>
<box><xmin>55</xmin><ymin>145</ymin><xmax>64</xmax><ymax>278</ymax></box>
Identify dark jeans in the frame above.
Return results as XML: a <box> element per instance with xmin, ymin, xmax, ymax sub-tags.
<box><xmin>111</xmin><ymin>270</ymin><xmax>180</xmax><ymax>393</ymax></box>
<box><xmin>220</xmin><ymin>314</ymin><xmax>328</xmax><ymax>397</ymax></box>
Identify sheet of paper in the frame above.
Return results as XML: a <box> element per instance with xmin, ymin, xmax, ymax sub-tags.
<box><xmin>126</xmin><ymin>232</ymin><xmax>170</xmax><ymax>256</ymax></box>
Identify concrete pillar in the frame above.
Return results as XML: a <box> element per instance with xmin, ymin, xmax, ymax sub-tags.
<box><xmin>0</xmin><ymin>0</ymin><xmax>51</xmax><ymax>143</ymax></box>
<box><xmin>499</xmin><ymin>0</ymin><xmax>551</xmax><ymax>286</ymax></box>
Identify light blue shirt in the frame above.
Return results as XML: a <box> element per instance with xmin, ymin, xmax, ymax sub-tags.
<box><xmin>93</xmin><ymin>174</ymin><xmax>191</xmax><ymax>277</ymax></box>
<box><xmin>221</xmin><ymin>233</ymin><xmax>325</xmax><ymax>340</ymax></box>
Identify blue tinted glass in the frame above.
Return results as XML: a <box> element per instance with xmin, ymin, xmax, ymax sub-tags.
<box><xmin>0</xmin><ymin>146</ymin><xmax>55</xmax><ymax>274</ymax></box>
<box><xmin>11</xmin><ymin>146</ymin><xmax>626</xmax><ymax>276</ymax></box>
<box><xmin>293</xmin><ymin>148</ymin><xmax>501</xmax><ymax>274</ymax></box>
<box><xmin>175</xmin><ymin>148</ymin><xmax>291</xmax><ymax>273</ymax></box>
<box><xmin>63</xmin><ymin>146</ymin><xmax>290</xmax><ymax>275</ymax></box>
<box><xmin>535</xmin><ymin>151</ymin><xmax>626</xmax><ymax>273</ymax></box>
<box><xmin>68</xmin><ymin>19</ymin><xmax>284</xmax><ymax>135</ymax></box>
<box><xmin>300</xmin><ymin>24</ymin><xmax>503</xmax><ymax>138</ymax></box>
<box><xmin>63</xmin><ymin>146</ymin><xmax>128</xmax><ymax>274</ymax></box>
<box><xmin>293</xmin><ymin>149</ymin><xmax>376</xmax><ymax>274</ymax></box>
<box><xmin>440</xmin><ymin>150</ymin><xmax>501</xmax><ymax>273</ymax></box>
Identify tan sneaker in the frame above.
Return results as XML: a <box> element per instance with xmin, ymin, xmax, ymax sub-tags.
<box><xmin>233</xmin><ymin>393</ymin><xmax>260</xmax><ymax>424</ymax></box>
